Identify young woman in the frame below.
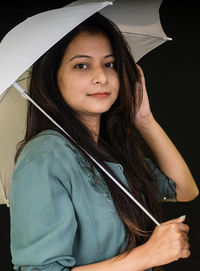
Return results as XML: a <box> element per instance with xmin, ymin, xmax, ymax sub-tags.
<box><xmin>10</xmin><ymin>13</ymin><xmax>198</xmax><ymax>271</ymax></box>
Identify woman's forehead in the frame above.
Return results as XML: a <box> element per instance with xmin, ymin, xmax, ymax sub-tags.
<box><xmin>63</xmin><ymin>31</ymin><xmax>113</xmax><ymax>58</ymax></box>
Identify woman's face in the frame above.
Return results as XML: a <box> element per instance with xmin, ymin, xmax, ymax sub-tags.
<box><xmin>57</xmin><ymin>31</ymin><xmax>119</xmax><ymax>119</ymax></box>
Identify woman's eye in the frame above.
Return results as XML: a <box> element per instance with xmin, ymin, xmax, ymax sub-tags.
<box><xmin>105</xmin><ymin>62</ymin><xmax>115</xmax><ymax>68</ymax></box>
<box><xmin>75</xmin><ymin>63</ymin><xmax>87</xmax><ymax>69</ymax></box>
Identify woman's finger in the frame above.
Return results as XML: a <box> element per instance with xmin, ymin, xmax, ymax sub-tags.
<box><xmin>181</xmin><ymin>249</ymin><xmax>191</xmax><ymax>259</ymax></box>
<box><xmin>182</xmin><ymin>232</ymin><xmax>189</xmax><ymax>242</ymax></box>
<box><xmin>182</xmin><ymin>240</ymin><xmax>190</xmax><ymax>250</ymax></box>
<box><xmin>177</xmin><ymin>222</ymin><xmax>190</xmax><ymax>233</ymax></box>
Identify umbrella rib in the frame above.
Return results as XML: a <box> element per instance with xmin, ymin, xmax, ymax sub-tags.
<box><xmin>122</xmin><ymin>31</ymin><xmax>172</xmax><ymax>40</ymax></box>
<box><xmin>12</xmin><ymin>81</ymin><xmax>160</xmax><ymax>227</ymax></box>
<box><xmin>17</xmin><ymin>77</ymin><xmax>30</xmax><ymax>82</ymax></box>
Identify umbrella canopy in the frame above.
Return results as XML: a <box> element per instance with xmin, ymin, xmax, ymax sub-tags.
<box><xmin>0</xmin><ymin>0</ymin><xmax>171</xmax><ymax>96</ymax></box>
<box><xmin>0</xmin><ymin>0</ymin><xmax>171</xmax><ymax>225</ymax></box>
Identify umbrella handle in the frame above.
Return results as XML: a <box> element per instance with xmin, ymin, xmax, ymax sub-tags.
<box><xmin>13</xmin><ymin>81</ymin><xmax>160</xmax><ymax>227</ymax></box>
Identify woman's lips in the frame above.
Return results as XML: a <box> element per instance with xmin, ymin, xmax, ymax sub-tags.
<box><xmin>88</xmin><ymin>92</ymin><xmax>110</xmax><ymax>98</ymax></box>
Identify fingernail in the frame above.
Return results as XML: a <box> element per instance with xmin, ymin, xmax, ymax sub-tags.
<box><xmin>179</xmin><ymin>215</ymin><xmax>186</xmax><ymax>218</ymax></box>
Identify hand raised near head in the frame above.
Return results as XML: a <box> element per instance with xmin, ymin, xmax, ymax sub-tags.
<box><xmin>134</xmin><ymin>65</ymin><xmax>154</xmax><ymax>128</ymax></box>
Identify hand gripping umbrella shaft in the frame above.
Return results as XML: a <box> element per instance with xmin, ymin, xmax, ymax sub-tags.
<box><xmin>13</xmin><ymin>81</ymin><xmax>161</xmax><ymax>227</ymax></box>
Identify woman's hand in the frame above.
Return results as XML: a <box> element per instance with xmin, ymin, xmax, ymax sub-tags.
<box><xmin>134</xmin><ymin>65</ymin><xmax>154</xmax><ymax>128</ymax></box>
<box><xmin>139</xmin><ymin>216</ymin><xmax>190</xmax><ymax>269</ymax></box>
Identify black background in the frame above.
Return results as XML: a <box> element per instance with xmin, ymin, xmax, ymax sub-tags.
<box><xmin>0</xmin><ymin>0</ymin><xmax>199</xmax><ymax>270</ymax></box>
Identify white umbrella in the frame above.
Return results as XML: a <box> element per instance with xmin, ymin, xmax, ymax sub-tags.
<box><xmin>0</xmin><ymin>0</ymin><xmax>171</xmax><ymax>226</ymax></box>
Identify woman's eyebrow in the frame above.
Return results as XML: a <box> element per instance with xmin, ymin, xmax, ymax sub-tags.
<box><xmin>69</xmin><ymin>54</ymin><xmax>115</xmax><ymax>62</ymax></box>
<box><xmin>69</xmin><ymin>55</ymin><xmax>91</xmax><ymax>62</ymax></box>
<box><xmin>104</xmin><ymin>54</ymin><xmax>115</xmax><ymax>59</ymax></box>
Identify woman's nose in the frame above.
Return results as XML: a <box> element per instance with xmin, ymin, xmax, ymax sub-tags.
<box><xmin>92</xmin><ymin>67</ymin><xmax>107</xmax><ymax>85</ymax></box>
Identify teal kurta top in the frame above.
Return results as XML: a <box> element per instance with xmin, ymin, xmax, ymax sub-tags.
<box><xmin>10</xmin><ymin>130</ymin><xmax>176</xmax><ymax>271</ymax></box>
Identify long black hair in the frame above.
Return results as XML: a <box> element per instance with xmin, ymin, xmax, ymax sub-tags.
<box><xmin>16</xmin><ymin>12</ymin><xmax>162</xmax><ymax>251</ymax></box>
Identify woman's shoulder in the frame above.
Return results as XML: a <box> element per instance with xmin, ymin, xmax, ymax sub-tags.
<box><xmin>18</xmin><ymin>130</ymin><xmax>76</xmax><ymax>163</ymax></box>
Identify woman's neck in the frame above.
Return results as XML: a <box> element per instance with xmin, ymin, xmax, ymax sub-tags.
<box><xmin>79</xmin><ymin>114</ymin><xmax>101</xmax><ymax>144</ymax></box>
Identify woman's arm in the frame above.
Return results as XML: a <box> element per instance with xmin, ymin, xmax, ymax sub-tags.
<box><xmin>72</xmin><ymin>246</ymin><xmax>145</xmax><ymax>271</ymax></box>
<box><xmin>72</xmin><ymin>216</ymin><xmax>190</xmax><ymax>271</ymax></box>
<box><xmin>134</xmin><ymin>65</ymin><xmax>199</xmax><ymax>202</ymax></box>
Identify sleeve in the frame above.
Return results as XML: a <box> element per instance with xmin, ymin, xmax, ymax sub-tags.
<box><xmin>145</xmin><ymin>158</ymin><xmax>177</xmax><ymax>202</ymax></box>
<box><xmin>10</xmin><ymin>143</ymin><xmax>77</xmax><ymax>271</ymax></box>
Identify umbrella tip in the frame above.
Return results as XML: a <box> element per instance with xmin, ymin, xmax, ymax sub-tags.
<box><xmin>164</xmin><ymin>37</ymin><xmax>172</xmax><ymax>41</ymax></box>
<box><xmin>108</xmin><ymin>1</ymin><xmax>113</xmax><ymax>6</ymax></box>
<box><xmin>6</xmin><ymin>200</ymin><xmax>10</xmax><ymax>207</ymax></box>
